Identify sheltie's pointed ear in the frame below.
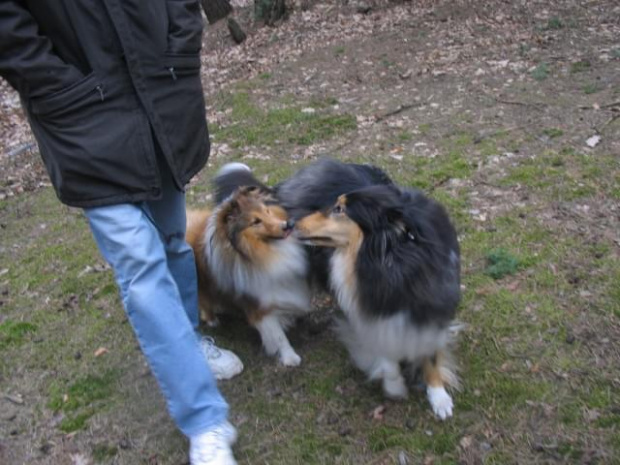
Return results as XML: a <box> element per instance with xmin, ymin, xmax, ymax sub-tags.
<box><xmin>221</xmin><ymin>198</ymin><xmax>241</xmax><ymax>224</ymax></box>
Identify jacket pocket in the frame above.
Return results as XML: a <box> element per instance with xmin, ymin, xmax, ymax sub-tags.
<box><xmin>30</xmin><ymin>73</ymin><xmax>103</xmax><ymax>117</ymax></box>
<box><xmin>150</xmin><ymin>52</ymin><xmax>208</xmax><ymax>183</ymax></box>
<box><xmin>163</xmin><ymin>53</ymin><xmax>201</xmax><ymax>79</ymax></box>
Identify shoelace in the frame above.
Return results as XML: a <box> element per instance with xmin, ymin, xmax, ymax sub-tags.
<box><xmin>200</xmin><ymin>336</ymin><xmax>222</xmax><ymax>360</ymax></box>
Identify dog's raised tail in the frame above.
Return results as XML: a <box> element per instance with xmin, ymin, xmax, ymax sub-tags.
<box><xmin>213</xmin><ymin>162</ymin><xmax>271</xmax><ymax>204</ymax></box>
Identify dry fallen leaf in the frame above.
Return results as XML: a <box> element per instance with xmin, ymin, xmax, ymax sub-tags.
<box><xmin>460</xmin><ymin>435</ymin><xmax>473</xmax><ymax>449</ymax></box>
<box><xmin>94</xmin><ymin>347</ymin><xmax>109</xmax><ymax>357</ymax></box>
<box><xmin>370</xmin><ymin>405</ymin><xmax>386</xmax><ymax>421</ymax></box>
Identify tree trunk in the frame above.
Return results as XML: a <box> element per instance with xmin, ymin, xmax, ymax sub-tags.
<box><xmin>227</xmin><ymin>18</ymin><xmax>247</xmax><ymax>44</ymax></box>
<box><xmin>201</xmin><ymin>0</ymin><xmax>233</xmax><ymax>24</ymax></box>
<box><xmin>255</xmin><ymin>0</ymin><xmax>287</xmax><ymax>26</ymax></box>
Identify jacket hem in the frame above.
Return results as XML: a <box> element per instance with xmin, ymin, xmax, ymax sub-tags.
<box><xmin>59</xmin><ymin>190</ymin><xmax>163</xmax><ymax>209</ymax></box>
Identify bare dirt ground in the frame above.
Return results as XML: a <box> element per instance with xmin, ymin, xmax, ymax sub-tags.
<box><xmin>1</xmin><ymin>1</ymin><xmax>619</xmax><ymax>464</ymax></box>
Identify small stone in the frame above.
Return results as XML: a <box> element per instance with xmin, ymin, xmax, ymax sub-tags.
<box><xmin>405</xmin><ymin>418</ymin><xmax>417</xmax><ymax>430</ymax></box>
<box><xmin>5</xmin><ymin>394</ymin><xmax>24</xmax><ymax>405</ymax></box>
<box><xmin>480</xmin><ymin>441</ymin><xmax>492</xmax><ymax>452</ymax></box>
<box><xmin>356</xmin><ymin>3</ymin><xmax>372</xmax><ymax>14</ymax></box>
<box><xmin>398</xmin><ymin>450</ymin><xmax>409</xmax><ymax>465</ymax></box>
<box><xmin>586</xmin><ymin>135</ymin><xmax>601</xmax><ymax>147</ymax></box>
<box><xmin>338</xmin><ymin>426</ymin><xmax>352</xmax><ymax>436</ymax></box>
<box><xmin>119</xmin><ymin>439</ymin><xmax>131</xmax><ymax>450</ymax></box>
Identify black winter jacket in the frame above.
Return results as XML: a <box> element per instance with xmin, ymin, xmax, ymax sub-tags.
<box><xmin>0</xmin><ymin>0</ymin><xmax>210</xmax><ymax>207</ymax></box>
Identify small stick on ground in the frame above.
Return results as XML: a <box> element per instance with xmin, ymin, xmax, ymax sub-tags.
<box><xmin>494</xmin><ymin>97</ymin><xmax>546</xmax><ymax>110</ymax></box>
<box><xmin>596</xmin><ymin>114</ymin><xmax>620</xmax><ymax>132</ymax></box>
<box><xmin>375</xmin><ymin>102</ymin><xmax>422</xmax><ymax>122</ymax></box>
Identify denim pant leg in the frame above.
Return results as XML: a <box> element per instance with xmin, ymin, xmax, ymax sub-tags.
<box><xmin>143</xmin><ymin>168</ymin><xmax>200</xmax><ymax>330</ymax></box>
<box><xmin>84</xmin><ymin>202</ymin><xmax>228</xmax><ymax>437</ymax></box>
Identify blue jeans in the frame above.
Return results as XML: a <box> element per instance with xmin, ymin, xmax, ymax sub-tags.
<box><xmin>84</xmin><ymin>166</ymin><xmax>228</xmax><ymax>437</ymax></box>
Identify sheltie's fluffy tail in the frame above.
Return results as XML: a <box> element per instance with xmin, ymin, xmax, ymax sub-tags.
<box><xmin>213</xmin><ymin>162</ymin><xmax>271</xmax><ymax>204</ymax></box>
<box><xmin>216</xmin><ymin>162</ymin><xmax>251</xmax><ymax>177</ymax></box>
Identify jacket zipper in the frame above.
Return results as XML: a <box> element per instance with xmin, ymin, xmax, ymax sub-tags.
<box><xmin>95</xmin><ymin>85</ymin><xmax>105</xmax><ymax>101</ymax></box>
<box><xmin>168</xmin><ymin>67</ymin><xmax>177</xmax><ymax>81</ymax></box>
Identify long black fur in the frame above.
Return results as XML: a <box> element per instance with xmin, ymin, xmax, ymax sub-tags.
<box><xmin>345</xmin><ymin>184</ymin><xmax>460</xmax><ymax>325</ymax></box>
<box><xmin>274</xmin><ymin>159</ymin><xmax>395</xmax><ymax>290</ymax></box>
<box><xmin>276</xmin><ymin>159</ymin><xmax>460</xmax><ymax>325</ymax></box>
<box><xmin>275</xmin><ymin>158</ymin><xmax>393</xmax><ymax>219</ymax></box>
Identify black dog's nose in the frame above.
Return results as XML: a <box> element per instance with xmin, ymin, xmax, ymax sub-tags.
<box><xmin>283</xmin><ymin>219</ymin><xmax>295</xmax><ymax>231</ymax></box>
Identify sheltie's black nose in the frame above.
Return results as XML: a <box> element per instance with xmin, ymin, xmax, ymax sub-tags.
<box><xmin>283</xmin><ymin>219</ymin><xmax>295</xmax><ymax>231</ymax></box>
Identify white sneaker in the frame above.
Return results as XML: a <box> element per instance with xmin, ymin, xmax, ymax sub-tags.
<box><xmin>199</xmin><ymin>337</ymin><xmax>244</xmax><ymax>380</ymax></box>
<box><xmin>190</xmin><ymin>421</ymin><xmax>238</xmax><ymax>465</ymax></box>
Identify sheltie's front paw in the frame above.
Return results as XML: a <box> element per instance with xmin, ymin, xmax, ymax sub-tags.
<box><xmin>427</xmin><ymin>386</ymin><xmax>453</xmax><ymax>420</ymax></box>
<box><xmin>383</xmin><ymin>376</ymin><xmax>409</xmax><ymax>400</ymax></box>
<box><xmin>279</xmin><ymin>349</ymin><xmax>302</xmax><ymax>367</ymax></box>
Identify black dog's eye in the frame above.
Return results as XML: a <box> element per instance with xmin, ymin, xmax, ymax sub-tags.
<box><xmin>252</xmin><ymin>218</ymin><xmax>262</xmax><ymax>225</ymax></box>
<box><xmin>332</xmin><ymin>205</ymin><xmax>343</xmax><ymax>215</ymax></box>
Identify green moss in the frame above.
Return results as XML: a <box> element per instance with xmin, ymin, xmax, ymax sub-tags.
<box><xmin>48</xmin><ymin>370</ymin><xmax>118</xmax><ymax>412</ymax></box>
<box><xmin>546</xmin><ymin>17</ymin><xmax>564</xmax><ymax>30</ymax></box>
<box><xmin>531</xmin><ymin>63</ymin><xmax>549</xmax><ymax>81</ymax></box>
<box><xmin>485</xmin><ymin>249</ymin><xmax>520</xmax><ymax>279</ymax></box>
<box><xmin>0</xmin><ymin>320</ymin><xmax>37</xmax><ymax>349</ymax></box>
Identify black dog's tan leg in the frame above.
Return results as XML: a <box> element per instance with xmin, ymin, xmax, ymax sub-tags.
<box><xmin>423</xmin><ymin>352</ymin><xmax>454</xmax><ymax>420</ymax></box>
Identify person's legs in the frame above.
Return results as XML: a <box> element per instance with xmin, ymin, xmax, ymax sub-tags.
<box><xmin>141</xmin><ymin>161</ymin><xmax>243</xmax><ymax>381</ymax></box>
<box><xmin>142</xmin><ymin>162</ymin><xmax>201</xmax><ymax>330</ymax></box>
<box><xmin>84</xmin><ymin>202</ymin><xmax>228</xmax><ymax>437</ymax></box>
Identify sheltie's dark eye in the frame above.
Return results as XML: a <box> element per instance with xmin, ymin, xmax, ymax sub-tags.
<box><xmin>332</xmin><ymin>205</ymin><xmax>343</xmax><ymax>215</ymax></box>
<box><xmin>252</xmin><ymin>218</ymin><xmax>262</xmax><ymax>225</ymax></box>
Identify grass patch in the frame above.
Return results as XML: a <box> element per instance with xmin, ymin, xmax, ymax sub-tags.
<box><xmin>570</xmin><ymin>60</ymin><xmax>591</xmax><ymax>74</ymax></box>
<box><xmin>485</xmin><ymin>249</ymin><xmax>520</xmax><ymax>279</ymax></box>
<box><xmin>59</xmin><ymin>411</ymin><xmax>94</xmax><ymax>433</ymax></box>
<box><xmin>583</xmin><ymin>83</ymin><xmax>600</xmax><ymax>94</ymax></box>
<box><xmin>92</xmin><ymin>443</ymin><xmax>118</xmax><ymax>462</ymax></box>
<box><xmin>570</xmin><ymin>60</ymin><xmax>592</xmax><ymax>74</ymax></box>
<box><xmin>542</xmin><ymin>128</ymin><xmax>563</xmax><ymax>139</ymax></box>
<box><xmin>0</xmin><ymin>320</ymin><xmax>37</xmax><ymax>349</ymax></box>
<box><xmin>212</xmin><ymin>92</ymin><xmax>356</xmax><ymax>147</ymax></box>
<box><xmin>418</xmin><ymin>123</ymin><xmax>432</xmax><ymax>135</ymax></box>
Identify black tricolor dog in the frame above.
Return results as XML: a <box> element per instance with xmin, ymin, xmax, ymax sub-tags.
<box><xmin>292</xmin><ymin>160</ymin><xmax>461</xmax><ymax>420</ymax></box>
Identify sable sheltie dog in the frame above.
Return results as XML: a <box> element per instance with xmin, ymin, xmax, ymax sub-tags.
<box><xmin>289</xmin><ymin>160</ymin><xmax>461</xmax><ymax>420</ymax></box>
<box><xmin>186</xmin><ymin>164</ymin><xmax>311</xmax><ymax>366</ymax></box>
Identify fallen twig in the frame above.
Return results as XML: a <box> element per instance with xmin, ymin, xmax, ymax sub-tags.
<box><xmin>601</xmin><ymin>100</ymin><xmax>620</xmax><ymax>109</ymax></box>
<box><xmin>596</xmin><ymin>114</ymin><xmax>620</xmax><ymax>133</ymax></box>
<box><xmin>375</xmin><ymin>102</ymin><xmax>422</xmax><ymax>122</ymax></box>
<box><xmin>495</xmin><ymin>98</ymin><xmax>546</xmax><ymax>110</ymax></box>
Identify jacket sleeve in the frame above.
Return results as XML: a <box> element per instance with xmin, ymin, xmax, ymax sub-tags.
<box><xmin>165</xmin><ymin>0</ymin><xmax>204</xmax><ymax>54</ymax></box>
<box><xmin>0</xmin><ymin>0</ymin><xmax>83</xmax><ymax>99</ymax></box>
